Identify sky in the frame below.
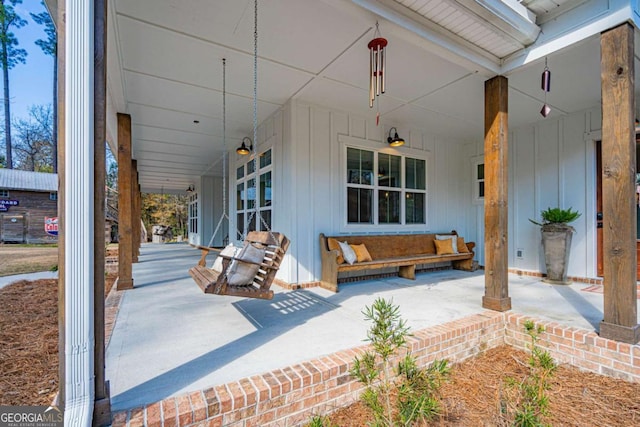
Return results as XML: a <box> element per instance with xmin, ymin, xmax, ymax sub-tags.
<box><xmin>5</xmin><ymin>0</ymin><xmax>53</xmax><ymax>124</ymax></box>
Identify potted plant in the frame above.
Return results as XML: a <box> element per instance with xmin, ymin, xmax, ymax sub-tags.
<box><xmin>530</xmin><ymin>207</ymin><xmax>581</xmax><ymax>284</ymax></box>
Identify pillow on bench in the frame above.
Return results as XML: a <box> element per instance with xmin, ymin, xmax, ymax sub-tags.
<box><xmin>338</xmin><ymin>241</ymin><xmax>357</xmax><ymax>265</ymax></box>
<box><xmin>327</xmin><ymin>237</ymin><xmax>345</xmax><ymax>264</ymax></box>
<box><xmin>350</xmin><ymin>243</ymin><xmax>373</xmax><ymax>262</ymax></box>
<box><xmin>457</xmin><ymin>236</ymin><xmax>470</xmax><ymax>253</ymax></box>
<box><xmin>434</xmin><ymin>238</ymin><xmax>455</xmax><ymax>255</ymax></box>
<box><xmin>436</xmin><ymin>234</ymin><xmax>458</xmax><ymax>253</ymax></box>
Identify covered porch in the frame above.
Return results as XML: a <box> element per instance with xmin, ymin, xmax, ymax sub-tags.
<box><xmin>106</xmin><ymin>242</ymin><xmax>634</xmax><ymax>419</ymax></box>
<box><xmin>48</xmin><ymin>0</ymin><xmax>640</xmax><ymax>424</ymax></box>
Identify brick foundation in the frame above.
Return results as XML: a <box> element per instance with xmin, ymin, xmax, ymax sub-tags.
<box><xmin>112</xmin><ymin>311</ymin><xmax>640</xmax><ymax>427</ymax></box>
<box><xmin>508</xmin><ymin>268</ymin><xmax>604</xmax><ymax>285</ymax></box>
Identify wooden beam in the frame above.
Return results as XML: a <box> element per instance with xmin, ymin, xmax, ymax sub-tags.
<box><xmin>56</xmin><ymin>0</ymin><xmax>66</xmax><ymax>410</ymax></box>
<box><xmin>131</xmin><ymin>159</ymin><xmax>139</xmax><ymax>263</ymax></box>
<box><xmin>599</xmin><ymin>23</ymin><xmax>640</xmax><ymax>344</ymax></box>
<box><xmin>93</xmin><ymin>0</ymin><xmax>111</xmax><ymax>424</ymax></box>
<box><xmin>136</xmin><ymin>182</ymin><xmax>141</xmax><ymax>257</ymax></box>
<box><xmin>117</xmin><ymin>113</ymin><xmax>134</xmax><ymax>290</ymax></box>
<box><xmin>482</xmin><ymin>75</ymin><xmax>511</xmax><ymax>312</ymax></box>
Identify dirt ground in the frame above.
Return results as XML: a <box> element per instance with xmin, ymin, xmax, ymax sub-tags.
<box><xmin>325</xmin><ymin>345</ymin><xmax>640</xmax><ymax>426</ymax></box>
<box><xmin>0</xmin><ymin>244</ymin><xmax>58</xmax><ymax>276</ymax></box>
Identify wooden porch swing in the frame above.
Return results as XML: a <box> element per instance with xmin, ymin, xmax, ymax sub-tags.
<box><xmin>189</xmin><ymin>6</ymin><xmax>289</xmax><ymax>300</ymax></box>
<box><xmin>189</xmin><ymin>231</ymin><xmax>289</xmax><ymax>300</ymax></box>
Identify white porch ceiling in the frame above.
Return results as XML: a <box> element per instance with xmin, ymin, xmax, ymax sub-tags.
<box><xmin>108</xmin><ymin>0</ymin><xmax>625</xmax><ymax>193</ymax></box>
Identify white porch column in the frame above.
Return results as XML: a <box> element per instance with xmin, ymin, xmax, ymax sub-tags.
<box><xmin>64</xmin><ymin>0</ymin><xmax>95</xmax><ymax>425</ymax></box>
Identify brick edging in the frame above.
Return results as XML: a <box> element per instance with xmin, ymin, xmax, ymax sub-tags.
<box><xmin>105</xmin><ymin>282</ymin><xmax>124</xmax><ymax>348</ymax></box>
<box><xmin>508</xmin><ymin>268</ymin><xmax>604</xmax><ymax>285</ymax></box>
<box><xmin>112</xmin><ymin>311</ymin><xmax>640</xmax><ymax>427</ymax></box>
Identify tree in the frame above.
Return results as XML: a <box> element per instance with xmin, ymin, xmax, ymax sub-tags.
<box><xmin>31</xmin><ymin>1</ymin><xmax>56</xmax><ymax>172</ymax></box>
<box><xmin>142</xmin><ymin>193</ymin><xmax>189</xmax><ymax>239</ymax></box>
<box><xmin>106</xmin><ymin>144</ymin><xmax>117</xmax><ymax>189</ymax></box>
<box><xmin>0</xmin><ymin>0</ymin><xmax>27</xmax><ymax>169</ymax></box>
<box><xmin>13</xmin><ymin>104</ymin><xmax>53</xmax><ymax>172</ymax></box>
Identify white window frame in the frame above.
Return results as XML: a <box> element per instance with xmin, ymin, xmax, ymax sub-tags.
<box><xmin>234</xmin><ymin>147</ymin><xmax>273</xmax><ymax>243</ymax></box>
<box><xmin>49</xmin><ymin>192</ymin><xmax>58</xmax><ymax>201</ymax></box>
<box><xmin>0</xmin><ymin>190</ymin><xmax>8</xmax><ymax>198</ymax></box>
<box><xmin>341</xmin><ymin>136</ymin><xmax>429</xmax><ymax>233</ymax></box>
<box><xmin>471</xmin><ymin>156</ymin><xmax>484</xmax><ymax>205</ymax></box>
<box><xmin>188</xmin><ymin>192</ymin><xmax>198</xmax><ymax>234</ymax></box>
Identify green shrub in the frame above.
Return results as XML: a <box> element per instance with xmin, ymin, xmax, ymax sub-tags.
<box><xmin>305</xmin><ymin>415</ymin><xmax>337</xmax><ymax>427</ymax></box>
<box><xmin>350</xmin><ymin>298</ymin><xmax>449</xmax><ymax>426</ymax></box>
<box><xmin>504</xmin><ymin>320</ymin><xmax>556</xmax><ymax>427</ymax></box>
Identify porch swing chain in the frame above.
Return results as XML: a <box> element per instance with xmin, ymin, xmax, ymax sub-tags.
<box><xmin>246</xmin><ymin>0</ymin><xmax>259</xmax><ymax>236</ymax></box>
<box><xmin>245</xmin><ymin>0</ymin><xmax>279</xmax><ymax>248</ymax></box>
<box><xmin>207</xmin><ymin>58</ymin><xmax>233</xmax><ymax>248</ymax></box>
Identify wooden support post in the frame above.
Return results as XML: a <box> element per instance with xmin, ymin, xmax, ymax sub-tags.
<box><xmin>137</xmin><ymin>183</ymin><xmax>142</xmax><ymax>254</ymax></box>
<box><xmin>117</xmin><ymin>113</ymin><xmax>134</xmax><ymax>290</ymax></box>
<box><xmin>482</xmin><ymin>75</ymin><xmax>511</xmax><ymax>312</ymax></box>
<box><xmin>56</xmin><ymin>0</ymin><xmax>66</xmax><ymax>410</ymax></box>
<box><xmin>93</xmin><ymin>0</ymin><xmax>111</xmax><ymax>424</ymax></box>
<box><xmin>131</xmin><ymin>159</ymin><xmax>139</xmax><ymax>263</ymax></box>
<box><xmin>599</xmin><ymin>23</ymin><xmax>640</xmax><ymax>344</ymax></box>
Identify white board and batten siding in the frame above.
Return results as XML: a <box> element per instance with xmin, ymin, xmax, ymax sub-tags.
<box><xmin>466</xmin><ymin>106</ymin><xmax>602</xmax><ymax>279</ymax></box>
<box><xmin>281</xmin><ymin>100</ymin><xmax>473</xmax><ymax>285</ymax></box>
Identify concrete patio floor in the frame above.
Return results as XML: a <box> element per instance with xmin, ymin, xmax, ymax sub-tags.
<box><xmin>105</xmin><ymin>242</ymin><xmax>637</xmax><ymax>412</ymax></box>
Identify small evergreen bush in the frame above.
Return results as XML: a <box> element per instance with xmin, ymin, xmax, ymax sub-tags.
<box><xmin>350</xmin><ymin>298</ymin><xmax>449</xmax><ymax>427</ymax></box>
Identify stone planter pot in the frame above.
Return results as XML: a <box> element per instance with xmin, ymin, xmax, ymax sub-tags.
<box><xmin>541</xmin><ymin>223</ymin><xmax>575</xmax><ymax>284</ymax></box>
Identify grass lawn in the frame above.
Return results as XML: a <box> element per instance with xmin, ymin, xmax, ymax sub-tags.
<box><xmin>0</xmin><ymin>244</ymin><xmax>58</xmax><ymax>276</ymax></box>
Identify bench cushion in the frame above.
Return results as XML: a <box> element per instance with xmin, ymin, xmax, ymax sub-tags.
<box><xmin>336</xmin><ymin>252</ymin><xmax>473</xmax><ymax>272</ymax></box>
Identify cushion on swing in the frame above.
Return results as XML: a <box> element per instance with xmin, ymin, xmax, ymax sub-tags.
<box><xmin>226</xmin><ymin>242</ymin><xmax>266</xmax><ymax>286</ymax></box>
<box><xmin>211</xmin><ymin>243</ymin><xmax>239</xmax><ymax>272</ymax></box>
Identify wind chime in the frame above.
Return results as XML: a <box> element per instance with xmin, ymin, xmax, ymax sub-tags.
<box><xmin>540</xmin><ymin>58</ymin><xmax>551</xmax><ymax>118</ymax></box>
<box><xmin>368</xmin><ymin>22</ymin><xmax>387</xmax><ymax>125</ymax></box>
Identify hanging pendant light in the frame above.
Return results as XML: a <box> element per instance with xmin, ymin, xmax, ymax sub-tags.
<box><xmin>368</xmin><ymin>22</ymin><xmax>387</xmax><ymax>108</ymax></box>
<box><xmin>540</xmin><ymin>57</ymin><xmax>551</xmax><ymax>118</ymax></box>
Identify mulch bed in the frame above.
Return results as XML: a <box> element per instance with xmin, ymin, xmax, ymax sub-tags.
<box><xmin>326</xmin><ymin>346</ymin><xmax>640</xmax><ymax>426</ymax></box>
<box><xmin>0</xmin><ymin>274</ymin><xmax>117</xmax><ymax>406</ymax></box>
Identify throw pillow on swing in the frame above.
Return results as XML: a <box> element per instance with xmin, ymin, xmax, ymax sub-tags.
<box><xmin>211</xmin><ymin>243</ymin><xmax>239</xmax><ymax>272</ymax></box>
<box><xmin>226</xmin><ymin>242</ymin><xmax>266</xmax><ymax>286</ymax></box>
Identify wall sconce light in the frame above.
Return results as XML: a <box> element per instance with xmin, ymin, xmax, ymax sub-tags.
<box><xmin>236</xmin><ymin>137</ymin><xmax>253</xmax><ymax>155</ymax></box>
<box><xmin>387</xmin><ymin>127</ymin><xmax>404</xmax><ymax>147</ymax></box>
<box><xmin>186</xmin><ymin>185</ymin><xmax>194</xmax><ymax>193</ymax></box>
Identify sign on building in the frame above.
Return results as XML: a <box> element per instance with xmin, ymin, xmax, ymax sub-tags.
<box><xmin>45</xmin><ymin>217</ymin><xmax>58</xmax><ymax>236</ymax></box>
<box><xmin>0</xmin><ymin>199</ymin><xmax>19</xmax><ymax>212</ymax></box>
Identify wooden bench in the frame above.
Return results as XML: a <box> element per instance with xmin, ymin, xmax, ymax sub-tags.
<box><xmin>319</xmin><ymin>231</ymin><xmax>475</xmax><ymax>292</ymax></box>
